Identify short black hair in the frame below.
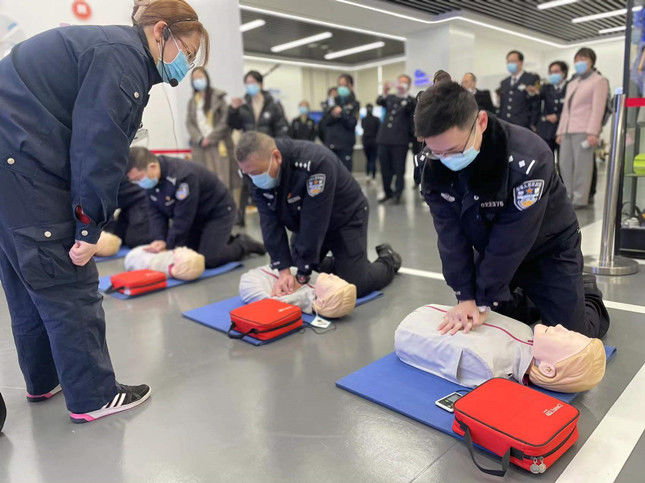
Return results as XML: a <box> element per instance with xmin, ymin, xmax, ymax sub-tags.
<box><xmin>433</xmin><ymin>70</ymin><xmax>451</xmax><ymax>84</ymax></box>
<box><xmin>575</xmin><ymin>47</ymin><xmax>596</xmax><ymax>67</ymax></box>
<box><xmin>338</xmin><ymin>73</ymin><xmax>354</xmax><ymax>86</ymax></box>
<box><xmin>244</xmin><ymin>70</ymin><xmax>263</xmax><ymax>84</ymax></box>
<box><xmin>127</xmin><ymin>147</ymin><xmax>158</xmax><ymax>172</ymax></box>
<box><xmin>549</xmin><ymin>60</ymin><xmax>569</xmax><ymax>77</ymax></box>
<box><xmin>235</xmin><ymin>131</ymin><xmax>276</xmax><ymax>163</ymax></box>
<box><xmin>414</xmin><ymin>81</ymin><xmax>478</xmax><ymax>138</ymax></box>
<box><xmin>506</xmin><ymin>50</ymin><xmax>524</xmax><ymax>62</ymax></box>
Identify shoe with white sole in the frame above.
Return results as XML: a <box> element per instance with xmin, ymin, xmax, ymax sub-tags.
<box><xmin>27</xmin><ymin>384</ymin><xmax>63</xmax><ymax>403</ymax></box>
<box><xmin>69</xmin><ymin>383</ymin><xmax>151</xmax><ymax>424</ymax></box>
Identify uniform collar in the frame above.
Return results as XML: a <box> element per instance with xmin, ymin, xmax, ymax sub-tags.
<box><xmin>134</xmin><ymin>26</ymin><xmax>163</xmax><ymax>86</ymax></box>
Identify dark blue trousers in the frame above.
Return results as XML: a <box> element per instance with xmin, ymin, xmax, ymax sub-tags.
<box><xmin>0</xmin><ymin>168</ymin><xmax>117</xmax><ymax>413</ymax></box>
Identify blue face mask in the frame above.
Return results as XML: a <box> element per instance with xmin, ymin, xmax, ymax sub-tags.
<box><xmin>193</xmin><ymin>78</ymin><xmax>207</xmax><ymax>91</ymax></box>
<box><xmin>438</xmin><ymin>121</ymin><xmax>480</xmax><ymax>171</ymax></box>
<box><xmin>137</xmin><ymin>176</ymin><xmax>158</xmax><ymax>190</ymax></box>
<box><xmin>574</xmin><ymin>61</ymin><xmax>588</xmax><ymax>75</ymax></box>
<box><xmin>249</xmin><ymin>158</ymin><xmax>280</xmax><ymax>190</ymax></box>
<box><xmin>337</xmin><ymin>86</ymin><xmax>351</xmax><ymax>98</ymax></box>
<box><xmin>299</xmin><ymin>106</ymin><xmax>309</xmax><ymax>115</ymax></box>
<box><xmin>548</xmin><ymin>73</ymin><xmax>564</xmax><ymax>85</ymax></box>
<box><xmin>507</xmin><ymin>62</ymin><xmax>519</xmax><ymax>74</ymax></box>
<box><xmin>157</xmin><ymin>35</ymin><xmax>191</xmax><ymax>85</ymax></box>
<box><xmin>246</xmin><ymin>83</ymin><xmax>261</xmax><ymax>97</ymax></box>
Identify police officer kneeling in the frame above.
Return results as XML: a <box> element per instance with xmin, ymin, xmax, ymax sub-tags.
<box><xmin>126</xmin><ymin>147</ymin><xmax>265</xmax><ymax>265</ymax></box>
<box><xmin>235</xmin><ymin>132</ymin><xmax>401</xmax><ymax>298</ymax></box>
<box><xmin>415</xmin><ymin>82</ymin><xmax>609</xmax><ymax>339</ymax></box>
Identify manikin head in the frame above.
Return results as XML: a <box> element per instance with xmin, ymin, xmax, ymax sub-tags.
<box><xmin>529</xmin><ymin>324</ymin><xmax>606</xmax><ymax>393</ymax></box>
<box><xmin>95</xmin><ymin>232</ymin><xmax>122</xmax><ymax>257</ymax></box>
<box><xmin>312</xmin><ymin>273</ymin><xmax>357</xmax><ymax>319</ymax></box>
<box><xmin>169</xmin><ymin>247</ymin><xmax>205</xmax><ymax>280</ymax></box>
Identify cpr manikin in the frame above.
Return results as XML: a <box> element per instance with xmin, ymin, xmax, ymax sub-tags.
<box><xmin>239</xmin><ymin>265</ymin><xmax>357</xmax><ymax>319</ymax></box>
<box><xmin>395</xmin><ymin>305</ymin><xmax>605</xmax><ymax>393</ymax></box>
<box><xmin>124</xmin><ymin>245</ymin><xmax>205</xmax><ymax>281</ymax></box>
<box><xmin>95</xmin><ymin>231</ymin><xmax>122</xmax><ymax>257</ymax></box>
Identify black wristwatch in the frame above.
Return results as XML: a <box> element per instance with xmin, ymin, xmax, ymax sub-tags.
<box><xmin>296</xmin><ymin>273</ymin><xmax>310</xmax><ymax>285</ymax></box>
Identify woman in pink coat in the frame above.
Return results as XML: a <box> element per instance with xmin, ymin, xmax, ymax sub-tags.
<box><xmin>556</xmin><ymin>47</ymin><xmax>609</xmax><ymax>208</ymax></box>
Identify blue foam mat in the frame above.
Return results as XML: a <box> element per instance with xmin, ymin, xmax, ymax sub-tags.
<box><xmin>336</xmin><ymin>346</ymin><xmax>617</xmax><ymax>438</ymax></box>
<box><xmin>183</xmin><ymin>290</ymin><xmax>383</xmax><ymax>346</ymax></box>
<box><xmin>94</xmin><ymin>247</ymin><xmax>131</xmax><ymax>263</ymax></box>
<box><xmin>98</xmin><ymin>261</ymin><xmax>243</xmax><ymax>299</ymax></box>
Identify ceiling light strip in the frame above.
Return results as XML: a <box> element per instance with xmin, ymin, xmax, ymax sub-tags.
<box><xmin>240</xmin><ymin>19</ymin><xmax>266</xmax><ymax>32</ymax></box>
<box><xmin>572</xmin><ymin>6</ymin><xmax>642</xmax><ymax>24</ymax></box>
<box><xmin>537</xmin><ymin>0</ymin><xmax>578</xmax><ymax>10</ymax></box>
<box><xmin>599</xmin><ymin>26</ymin><xmax>627</xmax><ymax>34</ymax></box>
<box><xmin>271</xmin><ymin>32</ymin><xmax>333</xmax><ymax>53</ymax></box>
<box><xmin>324</xmin><ymin>41</ymin><xmax>385</xmax><ymax>59</ymax></box>
<box><xmin>243</xmin><ymin>54</ymin><xmax>406</xmax><ymax>71</ymax></box>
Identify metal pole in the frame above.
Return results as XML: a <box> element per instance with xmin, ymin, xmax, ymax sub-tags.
<box><xmin>584</xmin><ymin>88</ymin><xmax>639</xmax><ymax>276</ymax></box>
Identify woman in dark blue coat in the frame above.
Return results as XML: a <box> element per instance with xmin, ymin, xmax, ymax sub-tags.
<box><xmin>0</xmin><ymin>0</ymin><xmax>209</xmax><ymax>424</ymax></box>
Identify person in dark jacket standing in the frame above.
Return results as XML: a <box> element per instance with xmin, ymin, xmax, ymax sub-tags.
<box><xmin>319</xmin><ymin>74</ymin><xmax>360</xmax><ymax>172</ymax></box>
<box><xmin>289</xmin><ymin>100</ymin><xmax>317</xmax><ymax>141</ymax></box>
<box><xmin>414</xmin><ymin>82</ymin><xmax>609</xmax><ymax>339</ymax></box>
<box><xmin>361</xmin><ymin>104</ymin><xmax>381</xmax><ymax>184</ymax></box>
<box><xmin>499</xmin><ymin>50</ymin><xmax>541</xmax><ymax>129</ymax></box>
<box><xmin>461</xmin><ymin>72</ymin><xmax>495</xmax><ymax>112</ymax></box>
<box><xmin>235</xmin><ymin>132</ymin><xmax>402</xmax><ymax>298</ymax></box>
<box><xmin>537</xmin><ymin>61</ymin><xmax>568</xmax><ymax>153</ymax></box>
<box><xmin>228</xmin><ymin>70</ymin><xmax>289</xmax><ymax>226</ymax></box>
<box><xmin>376</xmin><ymin>74</ymin><xmax>416</xmax><ymax>204</ymax></box>
<box><xmin>126</xmin><ymin>148</ymin><xmax>265</xmax><ymax>267</ymax></box>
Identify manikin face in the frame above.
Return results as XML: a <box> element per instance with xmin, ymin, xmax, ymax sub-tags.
<box><xmin>532</xmin><ymin>324</ymin><xmax>590</xmax><ymax>367</ymax></box>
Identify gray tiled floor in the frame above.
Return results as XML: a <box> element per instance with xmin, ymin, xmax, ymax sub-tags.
<box><xmin>0</xmin><ymin>172</ymin><xmax>643</xmax><ymax>482</ymax></box>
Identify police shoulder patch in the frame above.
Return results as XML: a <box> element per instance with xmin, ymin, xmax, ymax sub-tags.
<box><xmin>176</xmin><ymin>182</ymin><xmax>190</xmax><ymax>200</ymax></box>
<box><xmin>307</xmin><ymin>173</ymin><xmax>326</xmax><ymax>197</ymax></box>
<box><xmin>513</xmin><ymin>179</ymin><xmax>544</xmax><ymax>211</ymax></box>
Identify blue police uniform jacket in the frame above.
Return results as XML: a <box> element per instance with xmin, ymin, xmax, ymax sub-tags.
<box><xmin>252</xmin><ymin>138</ymin><xmax>366</xmax><ymax>275</ymax></box>
<box><xmin>499</xmin><ymin>71</ymin><xmax>540</xmax><ymax>129</ymax></box>
<box><xmin>375</xmin><ymin>94</ymin><xmax>416</xmax><ymax>146</ymax></box>
<box><xmin>319</xmin><ymin>93</ymin><xmax>360</xmax><ymax>151</ymax></box>
<box><xmin>420</xmin><ymin>116</ymin><xmax>578</xmax><ymax>308</ymax></box>
<box><xmin>536</xmin><ymin>82</ymin><xmax>568</xmax><ymax>142</ymax></box>
<box><xmin>145</xmin><ymin>156</ymin><xmax>235</xmax><ymax>249</ymax></box>
<box><xmin>0</xmin><ymin>25</ymin><xmax>161</xmax><ymax>243</ymax></box>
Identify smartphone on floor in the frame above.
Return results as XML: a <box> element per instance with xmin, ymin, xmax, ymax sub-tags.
<box><xmin>435</xmin><ymin>392</ymin><xmax>463</xmax><ymax>413</ymax></box>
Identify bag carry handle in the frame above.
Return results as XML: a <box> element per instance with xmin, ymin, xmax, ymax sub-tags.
<box><xmin>227</xmin><ymin>322</ymin><xmax>256</xmax><ymax>339</ymax></box>
<box><xmin>461</xmin><ymin>423</ymin><xmax>510</xmax><ymax>478</ymax></box>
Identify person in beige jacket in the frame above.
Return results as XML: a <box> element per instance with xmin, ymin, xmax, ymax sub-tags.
<box><xmin>186</xmin><ymin>67</ymin><xmax>240</xmax><ymax>193</ymax></box>
<box><xmin>556</xmin><ymin>47</ymin><xmax>609</xmax><ymax>208</ymax></box>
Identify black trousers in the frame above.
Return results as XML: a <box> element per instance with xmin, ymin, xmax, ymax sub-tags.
<box><xmin>237</xmin><ymin>177</ymin><xmax>251</xmax><ymax>225</ymax></box>
<box><xmin>186</xmin><ymin>205</ymin><xmax>245</xmax><ymax>268</ymax></box>
<box><xmin>332</xmin><ymin>148</ymin><xmax>353</xmax><ymax>172</ymax></box>
<box><xmin>363</xmin><ymin>143</ymin><xmax>378</xmax><ymax>178</ymax></box>
<box><xmin>496</xmin><ymin>229</ymin><xmax>609</xmax><ymax>339</ymax></box>
<box><xmin>104</xmin><ymin>204</ymin><xmax>153</xmax><ymax>248</ymax></box>
<box><xmin>315</xmin><ymin>203</ymin><xmax>395</xmax><ymax>297</ymax></box>
<box><xmin>378</xmin><ymin>144</ymin><xmax>408</xmax><ymax>197</ymax></box>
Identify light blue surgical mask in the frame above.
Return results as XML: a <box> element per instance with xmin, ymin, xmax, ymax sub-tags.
<box><xmin>337</xmin><ymin>86</ymin><xmax>351</xmax><ymax>98</ymax></box>
<box><xmin>574</xmin><ymin>61</ymin><xmax>589</xmax><ymax>75</ymax></box>
<box><xmin>249</xmin><ymin>158</ymin><xmax>280</xmax><ymax>190</ymax></box>
<box><xmin>157</xmin><ymin>35</ymin><xmax>191</xmax><ymax>85</ymax></box>
<box><xmin>193</xmin><ymin>78</ymin><xmax>207</xmax><ymax>91</ymax></box>
<box><xmin>507</xmin><ymin>62</ymin><xmax>519</xmax><ymax>74</ymax></box>
<box><xmin>548</xmin><ymin>73</ymin><xmax>564</xmax><ymax>85</ymax></box>
<box><xmin>137</xmin><ymin>176</ymin><xmax>158</xmax><ymax>190</ymax></box>
<box><xmin>246</xmin><ymin>83</ymin><xmax>261</xmax><ymax>97</ymax></box>
<box><xmin>438</xmin><ymin>120</ymin><xmax>480</xmax><ymax>171</ymax></box>
<box><xmin>299</xmin><ymin>106</ymin><xmax>309</xmax><ymax>115</ymax></box>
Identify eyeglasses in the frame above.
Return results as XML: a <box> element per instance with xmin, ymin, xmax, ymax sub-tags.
<box><xmin>173</xmin><ymin>34</ymin><xmax>197</xmax><ymax>68</ymax></box>
<box><xmin>429</xmin><ymin>116</ymin><xmax>478</xmax><ymax>159</ymax></box>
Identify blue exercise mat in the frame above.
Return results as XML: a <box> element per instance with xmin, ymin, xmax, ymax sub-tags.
<box><xmin>98</xmin><ymin>261</ymin><xmax>243</xmax><ymax>299</ymax></box>
<box><xmin>182</xmin><ymin>290</ymin><xmax>383</xmax><ymax>346</ymax></box>
<box><xmin>94</xmin><ymin>247</ymin><xmax>131</xmax><ymax>263</ymax></box>
<box><xmin>336</xmin><ymin>346</ymin><xmax>617</xmax><ymax>438</ymax></box>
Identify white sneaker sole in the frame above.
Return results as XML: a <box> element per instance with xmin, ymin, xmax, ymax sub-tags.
<box><xmin>69</xmin><ymin>389</ymin><xmax>151</xmax><ymax>424</ymax></box>
<box><xmin>27</xmin><ymin>384</ymin><xmax>63</xmax><ymax>402</ymax></box>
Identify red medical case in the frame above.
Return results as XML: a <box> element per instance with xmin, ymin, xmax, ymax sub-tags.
<box><xmin>452</xmin><ymin>378</ymin><xmax>579</xmax><ymax>476</ymax></box>
<box><xmin>228</xmin><ymin>299</ymin><xmax>302</xmax><ymax>341</ymax></box>
<box><xmin>107</xmin><ymin>270</ymin><xmax>167</xmax><ymax>296</ymax></box>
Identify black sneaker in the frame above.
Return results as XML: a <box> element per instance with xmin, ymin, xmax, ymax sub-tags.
<box><xmin>69</xmin><ymin>383</ymin><xmax>151</xmax><ymax>424</ymax></box>
<box><xmin>376</xmin><ymin>244</ymin><xmax>402</xmax><ymax>273</ymax></box>
<box><xmin>378</xmin><ymin>195</ymin><xmax>392</xmax><ymax>204</ymax></box>
<box><xmin>237</xmin><ymin>233</ymin><xmax>267</xmax><ymax>256</ymax></box>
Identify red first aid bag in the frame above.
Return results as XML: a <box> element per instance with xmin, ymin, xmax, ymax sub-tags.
<box><xmin>228</xmin><ymin>299</ymin><xmax>302</xmax><ymax>341</ymax></box>
<box><xmin>453</xmin><ymin>378</ymin><xmax>579</xmax><ymax>476</ymax></box>
<box><xmin>107</xmin><ymin>270</ymin><xmax>167</xmax><ymax>296</ymax></box>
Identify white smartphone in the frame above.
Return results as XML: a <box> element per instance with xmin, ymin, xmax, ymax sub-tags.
<box><xmin>435</xmin><ymin>392</ymin><xmax>463</xmax><ymax>413</ymax></box>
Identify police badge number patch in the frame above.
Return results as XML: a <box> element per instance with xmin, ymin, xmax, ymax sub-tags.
<box><xmin>307</xmin><ymin>174</ymin><xmax>326</xmax><ymax>197</ymax></box>
<box><xmin>513</xmin><ymin>179</ymin><xmax>544</xmax><ymax>211</ymax></box>
<box><xmin>176</xmin><ymin>182</ymin><xmax>190</xmax><ymax>200</ymax></box>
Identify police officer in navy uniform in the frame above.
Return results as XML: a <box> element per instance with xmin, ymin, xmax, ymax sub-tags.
<box><xmin>0</xmin><ymin>1</ymin><xmax>210</xmax><ymax>422</ymax></box>
<box><xmin>499</xmin><ymin>50</ymin><xmax>541</xmax><ymax>130</ymax></box>
<box><xmin>414</xmin><ymin>82</ymin><xmax>609</xmax><ymax>339</ymax></box>
<box><xmin>537</xmin><ymin>61</ymin><xmax>569</xmax><ymax>153</ymax></box>
<box><xmin>289</xmin><ymin>101</ymin><xmax>317</xmax><ymax>141</ymax></box>
<box><xmin>126</xmin><ymin>148</ymin><xmax>265</xmax><ymax>266</ymax></box>
<box><xmin>235</xmin><ymin>132</ymin><xmax>401</xmax><ymax>298</ymax></box>
<box><xmin>376</xmin><ymin>74</ymin><xmax>416</xmax><ymax>204</ymax></box>
<box><xmin>319</xmin><ymin>74</ymin><xmax>360</xmax><ymax>172</ymax></box>
<box><xmin>103</xmin><ymin>179</ymin><xmax>154</xmax><ymax>248</ymax></box>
